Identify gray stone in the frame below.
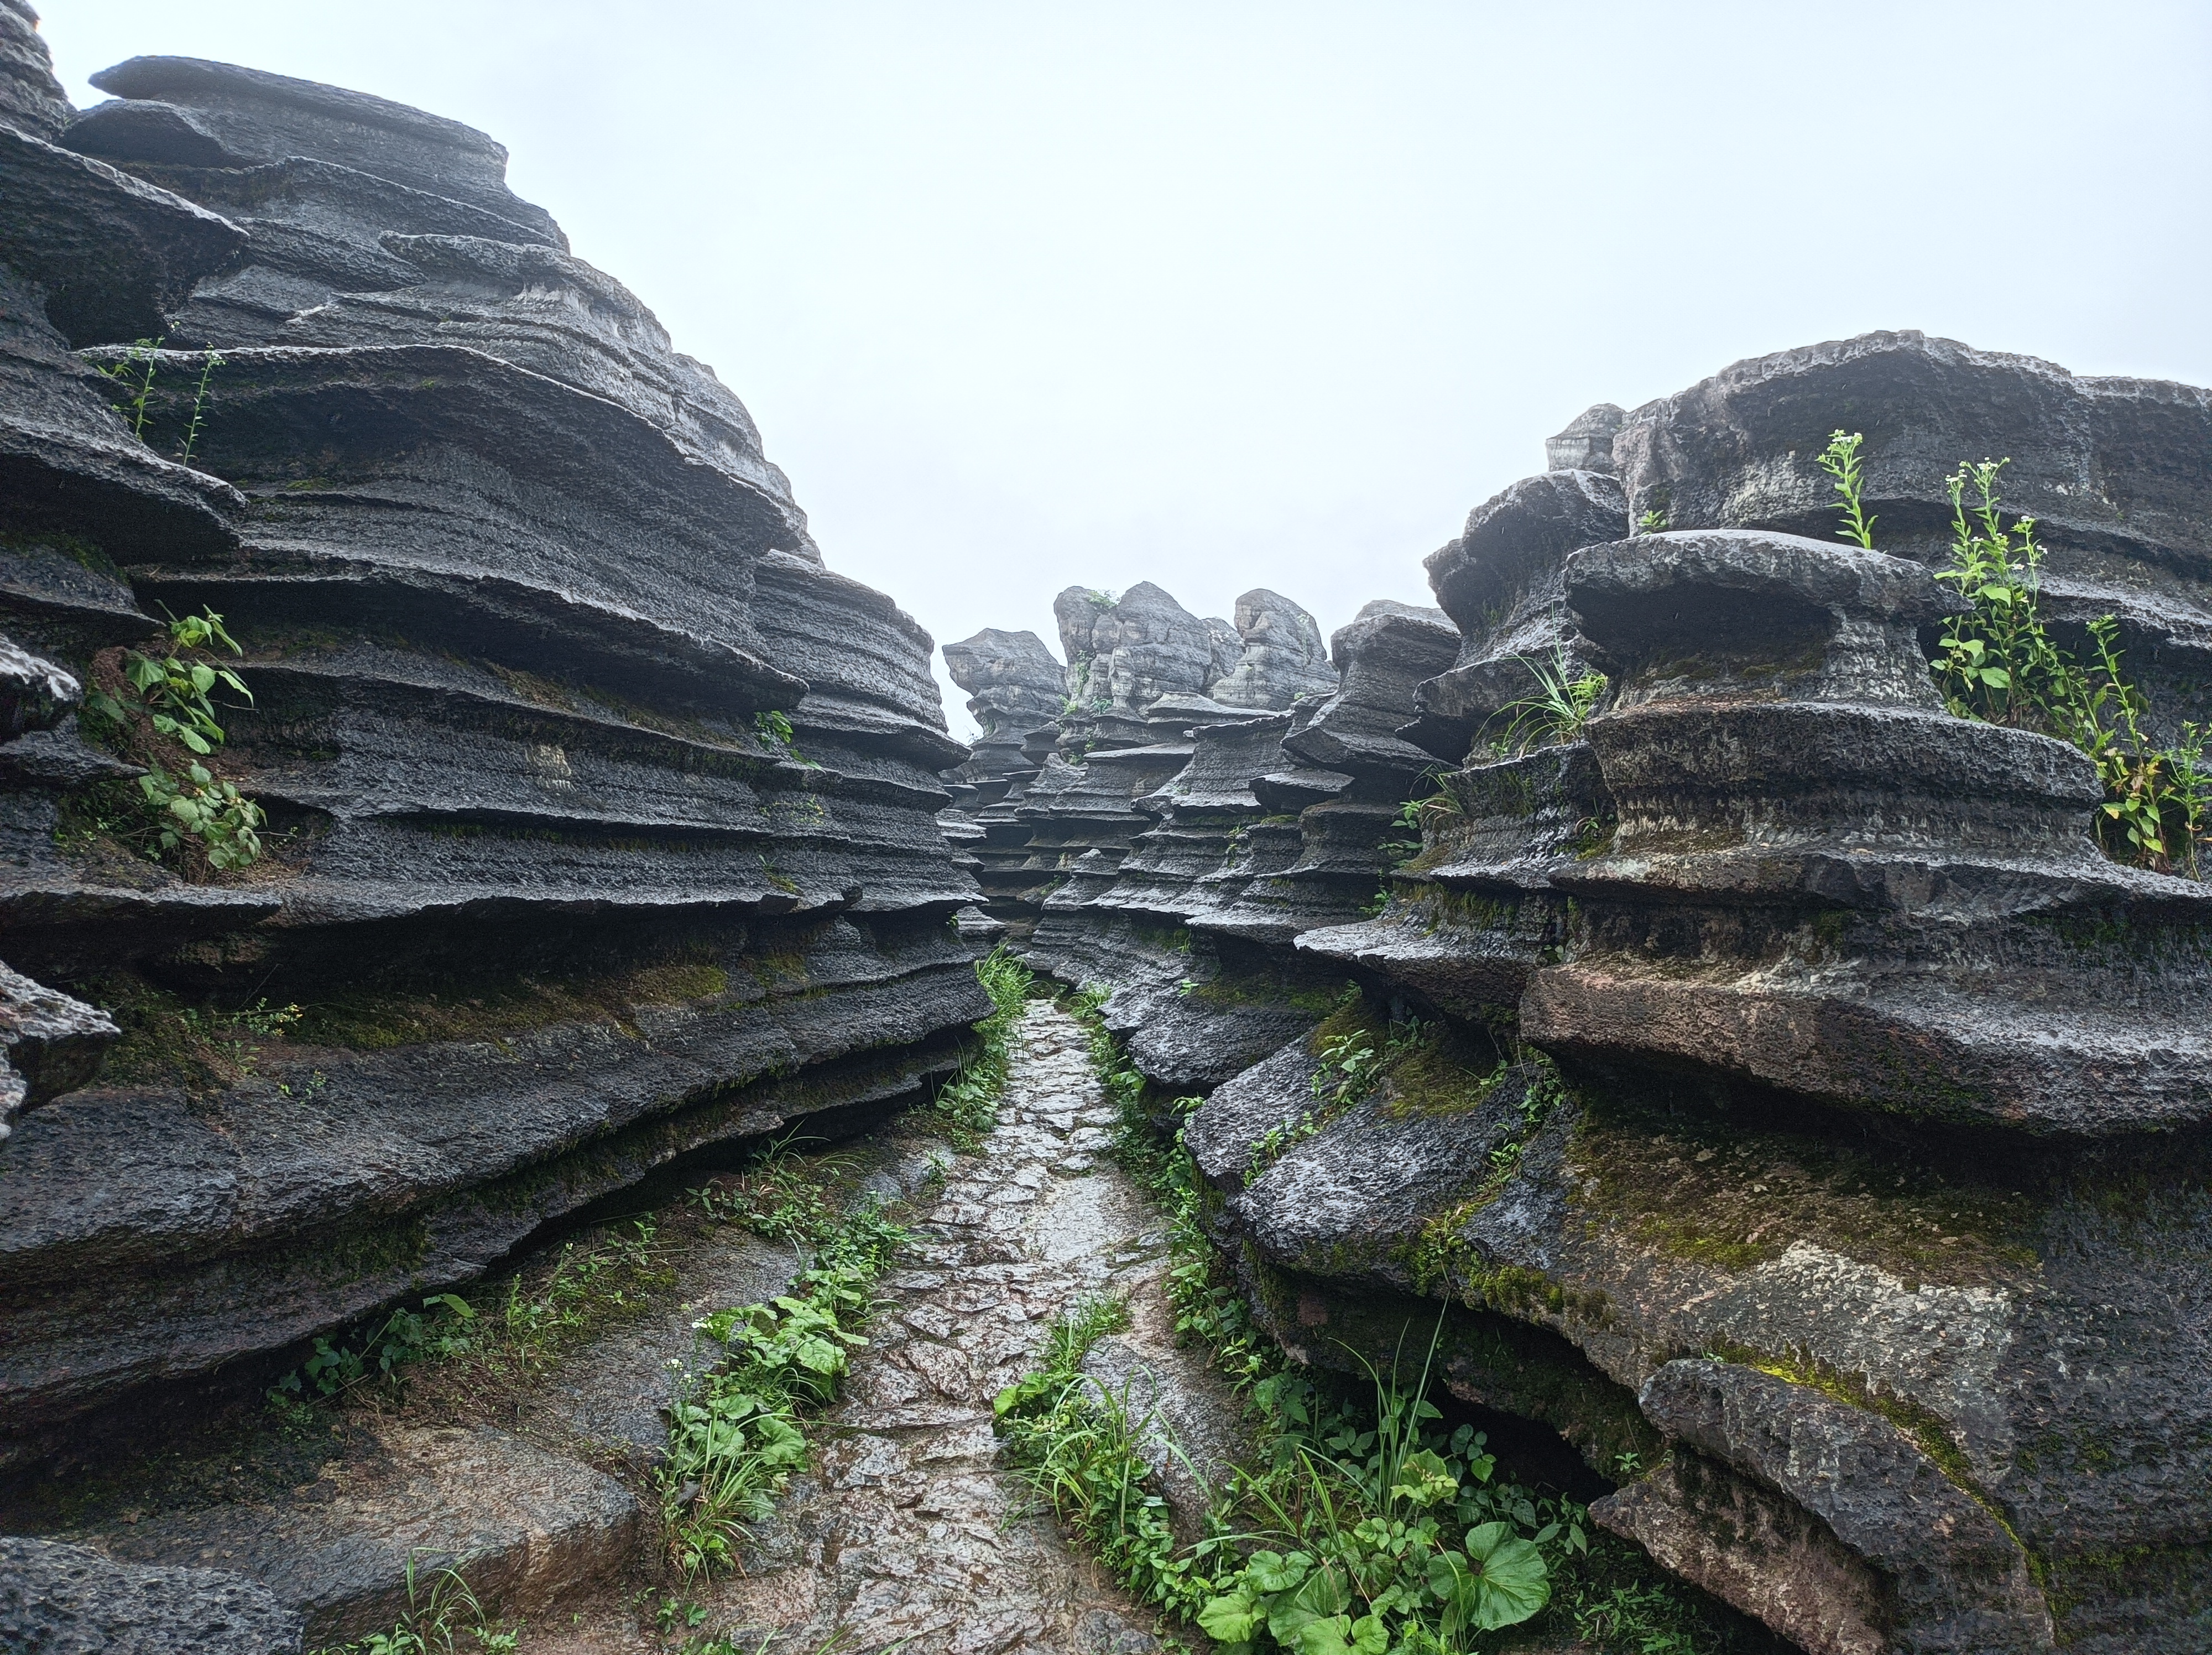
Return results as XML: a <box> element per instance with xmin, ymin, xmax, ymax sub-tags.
<box><xmin>0</xmin><ymin>1535</ymin><xmax>302</xmax><ymax>1655</ymax></box>
<box><xmin>1545</xmin><ymin>402</ymin><xmax>1625</xmax><ymax>476</ymax></box>
<box><xmin>1209</xmin><ymin>587</ymin><xmax>1337</xmax><ymax>711</ymax></box>
<box><xmin>0</xmin><ymin>960</ymin><xmax>116</xmax><ymax>1134</ymax></box>
<box><xmin>0</xmin><ymin>53</ymin><xmax>987</xmax><ymax>1470</ymax></box>
<box><xmin>1409</xmin><ymin>469</ymin><xmax>1627</xmax><ymax>762</ymax></box>
<box><xmin>0</xmin><ymin>1</ymin><xmax>70</xmax><ymax>144</ymax></box>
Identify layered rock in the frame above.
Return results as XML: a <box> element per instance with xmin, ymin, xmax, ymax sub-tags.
<box><xmin>1190</xmin><ymin>338</ymin><xmax>2212</xmax><ymax>1654</ymax></box>
<box><xmin>0</xmin><ymin>45</ymin><xmax>983</xmax><ymax>1469</ymax></box>
<box><xmin>936</xmin><ymin>627</ymin><xmax>1064</xmax><ymax>940</ymax></box>
<box><xmin>1015</xmin><ymin>595</ymin><xmax>1458</xmax><ymax>1090</ymax></box>
<box><xmin>1611</xmin><ymin>330</ymin><xmax>2212</xmax><ymax>742</ymax></box>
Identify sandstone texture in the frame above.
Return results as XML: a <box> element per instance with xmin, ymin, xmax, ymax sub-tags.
<box><xmin>0</xmin><ymin>30</ymin><xmax>983</xmax><ymax>1487</ymax></box>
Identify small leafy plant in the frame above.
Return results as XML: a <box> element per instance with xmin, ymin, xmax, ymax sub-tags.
<box><xmin>1814</xmin><ymin>430</ymin><xmax>1877</xmax><ymax>549</ymax></box>
<box><xmin>661</xmin><ymin>1200</ymin><xmax>907</xmax><ymax>1578</ymax></box>
<box><xmin>1923</xmin><ymin>457</ymin><xmax>2209</xmax><ymax>875</ymax></box>
<box><xmin>79</xmin><ymin>606</ymin><xmax>265</xmax><ymax>871</ymax></box>
<box><xmin>95</xmin><ymin>336</ymin><xmax>164</xmax><ymax>439</ymax></box>
<box><xmin>1636</xmin><ymin>507</ymin><xmax>1668</xmax><ymax>534</ymax></box>
<box><xmin>1483</xmin><ymin>650</ymin><xmax>1607</xmax><ymax>756</ymax></box>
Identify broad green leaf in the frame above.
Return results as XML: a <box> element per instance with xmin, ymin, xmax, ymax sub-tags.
<box><xmin>1246</xmin><ymin>1550</ymin><xmax>1309</xmax><ymax>1594</ymax></box>
<box><xmin>1464</xmin><ymin>1521</ymin><xmax>1551</xmax><ymax>1628</ymax></box>
<box><xmin>1196</xmin><ymin>1589</ymin><xmax>1263</xmax><ymax>1641</ymax></box>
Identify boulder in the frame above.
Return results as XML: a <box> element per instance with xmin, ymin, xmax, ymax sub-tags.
<box><xmin>1610</xmin><ymin>330</ymin><xmax>2212</xmax><ymax>743</ymax></box>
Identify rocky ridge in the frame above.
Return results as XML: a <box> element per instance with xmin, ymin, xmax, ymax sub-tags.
<box><xmin>957</xmin><ymin>337</ymin><xmax>2212</xmax><ymax>1653</ymax></box>
<box><xmin>0</xmin><ymin>19</ymin><xmax>985</xmax><ymax>1506</ymax></box>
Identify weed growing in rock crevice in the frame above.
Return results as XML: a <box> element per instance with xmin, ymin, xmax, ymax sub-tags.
<box><xmin>1813</xmin><ymin>438</ymin><xmax>2210</xmax><ymax>876</ymax></box>
<box><xmin>307</xmin><ymin>1556</ymin><xmax>518</xmax><ymax>1654</ymax></box>
<box><xmin>1041</xmin><ymin>1004</ymin><xmax>1784</xmax><ymax>1654</ymax></box>
<box><xmin>923</xmin><ymin>945</ymin><xmax>1032</xmax><ymax>1147</ymax></box>
<box><xmin>77</xmin><ymin>606</ymin><xmax>266</xmax><ymax>872</ymax></box>
<box><xmin>660</xmin><ymin>1196</ymin><xmax>907</xmax><ymax>1579</ymax></box>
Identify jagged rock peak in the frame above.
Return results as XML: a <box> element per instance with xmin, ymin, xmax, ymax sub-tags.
<box><xmin>0</xmin><ymin>0</ymin><xmax>71</xmax><ymax>142</ymax></box>
<box><xmin>1052</xmin><ymin>580</ymin><xmax>1224</xmax><ymax>728</ymax></box>
<box><xmin>1211</xmin><ymin>587</ymin><xmax>1337</xmax><ymax>711</ymax></box>
<box><xmin>72</xmin><ymin>55</ymin><xmax>562</xmax><ymax>244</ymax></box>
<box><xmin>942</xmin><ymin>627</ymin><xmax>1064</xmax><ymax>725</ymax></box>
<box><xmin>1543</xmin><ymin>402</ymin><xmax>1624</xmax><ymax>475</ymax></box>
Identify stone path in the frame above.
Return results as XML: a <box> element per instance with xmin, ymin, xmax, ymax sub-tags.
<box><xmin>539</xmin><ymin>1000</ymin><xmax>1218</xmax><ymax>1654</ymax></box>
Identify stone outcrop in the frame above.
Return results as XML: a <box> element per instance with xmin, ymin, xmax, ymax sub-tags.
<box><xmin>975</xmin><ymin>584</ymin><xmax>1455</xmax><ymax>1091</ymax></box>
<box><xmin>0</xmin><ymin>34</ymin><xmax>982</xmax><ymax>1474</ymax></box>
<box><xmin>936</xmin><ymin>627</ymin><xmax>1064</xmax><ymax>940</ymax></box>
<box><xmin>1183</xmin><ymin>335</ymin><xmax>2212</xmax><ymax>1654</ymax></box>
<box><xmin>1610</xmin><ymin>330</ymin><xmax>2212</xmax><ymax>742</ymax></box>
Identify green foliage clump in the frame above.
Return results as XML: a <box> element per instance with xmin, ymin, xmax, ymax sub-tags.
<box><xmin>925</xmin><ymin>945</ymin><xmax>1033</xmax><ymax>1147</ymax></box>
<box><xmin>661</xmin><ymin>1199</ymin><xmax>907</xmax><ymax>1578</ymax></box>
<box><xmin>1482</xmin><ymin>650</ymin><xmax>1607</xmax><ymax>757</ymax></box>
<box><xmin>79</xmin><ymin>606</ymin><xmax>266</xmax><ymax>872</ymax></box>
<box><xmin>1930</xmin><ymin>461</ymin><xmax>2209</xmax><ymax>872</ymax></box>
<box><xmin>276</xmin><ymin>1294</ymin><xmax>481</xmax><ymax>1400</ymax></box>
<box><xmin>309</xmin><ymin>1558</ymin><xmax>516</xmax><ymax>1654</ymax></box>
<box><xmin>270</xmin><ymin>1217</ymin><xmax>669</xmax><ymax>1403</ymax></box>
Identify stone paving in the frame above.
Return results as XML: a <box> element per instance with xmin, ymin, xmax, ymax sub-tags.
<box><xmin>544</xmin><ymin>1000</ymin><xmax>1190</xmax><ymax>1654</ymax></box>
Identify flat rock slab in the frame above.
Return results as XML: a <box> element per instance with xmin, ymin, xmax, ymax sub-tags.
<box><xmin>88</xmin><ymin>1424</ymin><xmax>638</xmax><ymax>1644</ymax></box>
<box><xmin>0</xmin><ymin>1535</ymin><xmax>302</xmax><ymax>1655</ymax></box>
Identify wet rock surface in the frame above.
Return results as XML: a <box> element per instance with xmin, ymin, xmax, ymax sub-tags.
<box><xmin>656</xmin><ymin>1002</ymin><xmax>1238</xmax><ymax>1653</ymax></box>
<box><xmin>0</xmin><ymin>33</ymin><xmax>982</xmax><ymax>1471</ymax></box>
<box><xmin>0</xmin><ymin>1534</ymin><xmax>303</xmax><ymax>1655</ymax></box>
<box><xmin>1176</xmin><ymin>338</ymin><xmax>2212</xmax><ymax>1654</ymax></box>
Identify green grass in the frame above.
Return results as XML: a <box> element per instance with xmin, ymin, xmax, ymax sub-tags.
<box><xmin>309</xmin><ymin>1559</ymin><xmax>517</xmax><ymax>1654</ymax></box>
<box><xmin>660</xmin><ymin>1179</ymin><xmax>909</xmax><ymax>1580</ymax></box>
<box><xmin>1027</xmin><ymin>1006</ymin><xmax>1785</xmax><ymax>1654</ymax></box>
<box><xmin>924</xmin><ymin>946</ymin><xmax>1033</xmax><ymax>1147</ymax></box>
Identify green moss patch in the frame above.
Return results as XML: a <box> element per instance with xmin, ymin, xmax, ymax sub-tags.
<box><xmin>1567</xmin><ymin>1097</ymin><xmax>2043</xmax><ymax>1288</ymax></box>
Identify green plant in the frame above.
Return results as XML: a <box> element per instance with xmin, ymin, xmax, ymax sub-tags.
<box><xmin>178</xmin><ymin>349</ymin><xmax>223</xmax><ymax>465</ymax></box>
<box><xmin>310</xmin><ymin>1557</ymin><xmax>517</xmax><ymax>1654</ymax></box>
<box><xmin>276</xmin><ymin>1293</ymin><xmax>479</xmax><ymax>1399</ymax></box>
<box><xmin>136</xmin><ymin>759</ymin><xmax>265</xmax><ymax>868</ymax></box>
<box><xmin>1483</xmin><ymin>650</ymin><xmax>1606</xmax><ymax>756</ymax></box>
<box><xmin>95</xmin><ymin>336</ymin><xmax>163</xmax><ymax>439</ymax></box>
<box><xmin>86</xmin><ymin>606</ymin><xmax>252</xmax><ymax>756</ymax></box>
<box><xmin>661</xmin><ymin>1199</ymin><xmax>907</xmax><ymax>1578</ymax></box>
<box><xmin>80</xmin><ymin>606</ymin><xmax>265</xmax><ymax>871</ymax></box>
<box><xmin>1085</xmin><ymin>587</ymin><xmax>1121</xmax><ymax>610</ymax></box>
<box><xmin>1815</xmin><ymin>429</ymin><xmax>1877</xmax><ymax>549</ymax></box>
<box><xmin>1926</xmin><ymin>457</ymin><xmax>2209</xmax><ymax>875</ymax></box>
<box><xmin>1636</xmin><ymin>508</ymin><xmax>1668</xmax><ymax>534</ymax></box>
<box><xmin>922</xmin><ymin>946</ymin><xmax>1031</xmax><ymax>1146</ymax></box>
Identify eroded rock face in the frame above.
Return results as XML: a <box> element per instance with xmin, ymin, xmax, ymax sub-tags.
<box><xmin>0</xmin><ymin>1535</ymin><xmax>304</xmax><ymax>1655</ymax></box>
<box><xmin>1209</xmin><ymin>587</ymin><xmax>1337</xmax><ymax>711</ymax></box>
<box><xmin>0</xmin><ymin>43</ymin><xmax>984</xmax><ymax>1467</ymax></box>
<box><xmin>1190</xmin><ymin>337</ymin><xmax>2212</xmax><ymax>1653</ymax></box>
<box><xmin>1611</xmin><ymin>330</ymin><xmax>2212</xmax><ymax>743</ymax></box>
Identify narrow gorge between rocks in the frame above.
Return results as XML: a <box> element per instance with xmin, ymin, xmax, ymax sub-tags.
<box><xmin>4</xmin><ymin>8</ymin><xmax>2212</xmax><ymax>1655</ymax></box>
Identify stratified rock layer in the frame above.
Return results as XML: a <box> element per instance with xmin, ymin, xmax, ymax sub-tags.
<box><xmin>1187</xmin><ymin>337</ymin><xmax>2212</xmax><ymax>1654</ymax></box>
<box><xmin>0</xmin><ymin>45</ymin><xmax>982</xmax><ymax>1468</ymax></box>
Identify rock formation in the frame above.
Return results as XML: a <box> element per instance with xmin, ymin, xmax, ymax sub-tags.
<box><xmin>0</xmin><ymin>30</ymin><xmax>982</xmax><ymax>1501</ymax></box>
<box><xmin>936</xmin><ymin>627</ymin><xmax>1064</xmax><ymax>940</ymax></box>
<box><xmin>1176</xmin><ymin>336</ymin><xmax>2212</xmax><ymax>1655</ymax></box>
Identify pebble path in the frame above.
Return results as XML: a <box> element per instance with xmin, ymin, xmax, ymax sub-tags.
<box><xmin>686</xmin><ymin>1001</ymin><xmax>1175</xmax><ymax>1654</ymax></box>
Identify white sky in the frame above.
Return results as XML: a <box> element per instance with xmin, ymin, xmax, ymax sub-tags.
<box><xmin>39</xmin><ymin>2</ymin><xmax>2212</xmax><ymax>740</ymax></box>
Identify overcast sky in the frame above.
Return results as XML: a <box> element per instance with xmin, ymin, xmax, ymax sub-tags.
<box><xmin>40</xmin><ymin>2</ymin><xmax>2212</xmax><ymax>737</ymax></box>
